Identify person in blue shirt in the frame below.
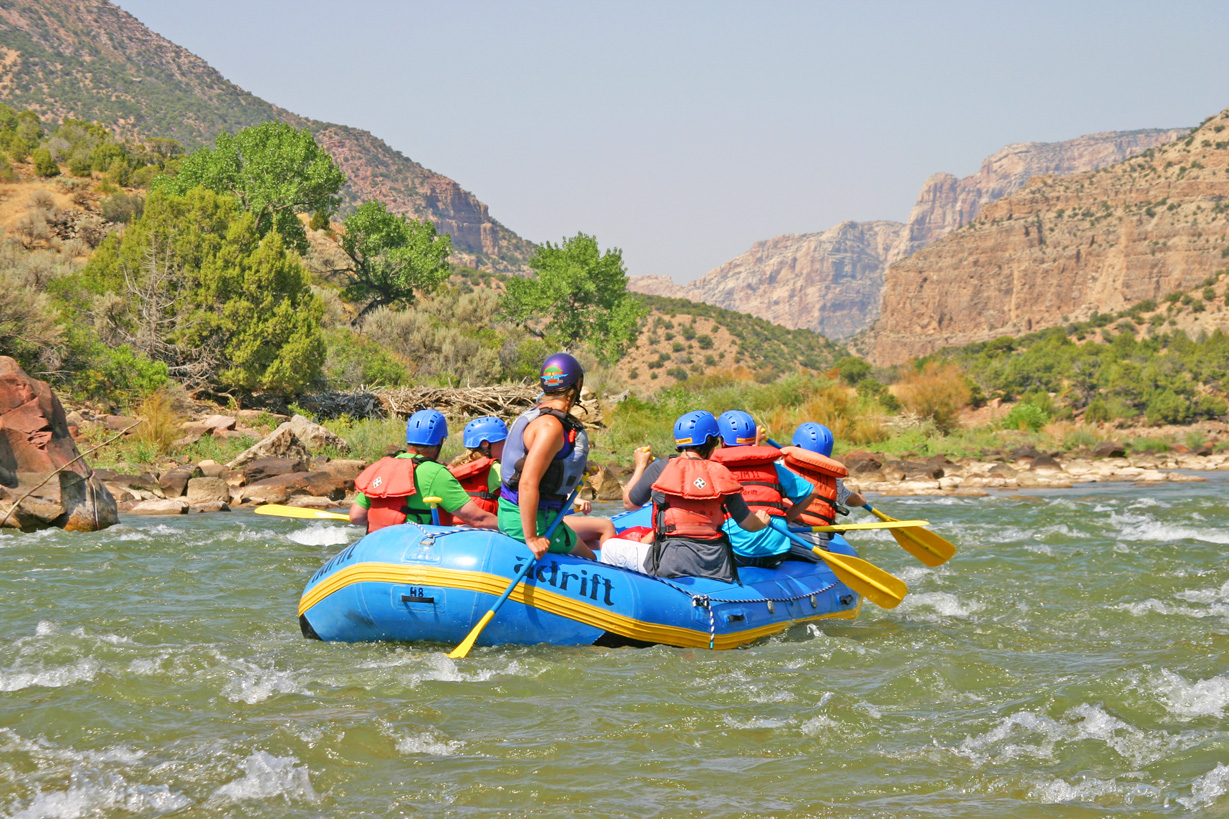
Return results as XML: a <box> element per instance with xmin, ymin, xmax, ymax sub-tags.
<box><xmin>709</xmin><ymin>411</ymin><xmax>831</xmax><ymax>569</ymax></box>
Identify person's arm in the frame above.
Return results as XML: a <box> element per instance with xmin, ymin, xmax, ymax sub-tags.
<box><xmin>518</xmin><ymin>415</ymin><xmax>564</xmax><ymax>558</ymax></box>
<box><xmin>836</xmin><ymin>478</ymin><xmax>864</xmax><ymax>511</ymax></box>
<box><xmin>623</xmin><ymin>459</ymin><xmax>664</xmax><ymax>512</ymax></box>
<box><xmin>348</xmin><ymin>503</ymin><xmax>368</xmax><ymax>527</ymax></box>
<box><xmin>785</xmin><ymin>486</ymin><xmax>826</xmax><ymax>523</ymax></box>
<box><xmin>621</xmin><ymin>447</ymin><xmax>654</xmax><ymax>510</ymax></box>
<box><xmin>451</xmin><ymin>500</ymin><xmax>498</xmax><ymax>529</ymax></box>
<box><xmin>725</xmin><ymin>493</ymin><xmax>770</xmax><ymax>532</ymax></box>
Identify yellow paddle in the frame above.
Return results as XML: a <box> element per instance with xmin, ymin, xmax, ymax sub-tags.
<box><xmin>769</xmin><ymin>517</ymin><xmax>906</xmax><ymax>609</ymax></box>
<box><xmin>423</xmin><ymin>496</ymin><xmax>443</xmax><ymax>526</ymax></box>
<box><xmin>863</xmin><ymin>504</ymin><xmax>956</xmax><ymax>567</ymax></box>
<box><xmin>254</xmin><ymin>504</ymin><xmax>350</xmax><ymax>522</ymax></box>
<box><xmin>808</xmin><ymin>519</ymin><xmax>929</xmax><ymax>533</ymax></box>
<box><xmin>448</xmin><ymin>487</ymin><xmax>581</xmax><ymax>659</ymax></box>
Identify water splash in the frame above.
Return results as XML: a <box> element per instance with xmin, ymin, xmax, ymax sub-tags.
<box><xmin>1178</xmin><ymin>762</ymin><xmax>1229</xmax><ymax>810</ymax></box>
<box><xmin>285</xmin><ymin>523</ymin><xmax>353</xmax><ymax>547</ymax></box>
<box><xmin>1147</xmin><ymin>668</ymin><xmax>1229</xmax><ymax>719</ymax></box>
<box><xmin>212</xmin><ymin>752</ymin><xmax>318</xmax><ymax>803</ymax></box>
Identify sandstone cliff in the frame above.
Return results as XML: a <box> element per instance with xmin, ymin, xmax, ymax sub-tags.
<box><xmin>863</xmin><ymin>109</ymin><xmax>1229</xmax><ymax>364</ymax></box>
<box><xmin>0</xmin><ymin>0</ymin><xmax>534</xmax><ymax>271</ymax></box>
<box><xmin>631</xmin><ymin>129</ymin><xmax>1186</xmax><ymax>340</ymax></box>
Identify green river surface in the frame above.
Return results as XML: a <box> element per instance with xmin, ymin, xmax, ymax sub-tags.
<box><xmin>2</xmin><ymin>478</ymin><xmax>1227</xmax><ymax>818</ymax></box>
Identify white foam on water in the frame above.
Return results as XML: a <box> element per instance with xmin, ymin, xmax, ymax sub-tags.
<box><xmin>723</xmin><ymin>715</ymin><xmax>792</xmax><ymax>730</ymax></box>
<box><xmin>34</xmin><ymin>621</ymin><xmax>58</xmax><ymax>637</ymax></box>
<box><xmin>1178</xmin><ymin>762</ymin><xmax>1229</xmax><ymax>810</ymax></box>
<box><xmin>1175</xmin><ymin>578</ymin><xmax>1229</xmax><ymax>605</ymax></box>
<box><xmin>212</xmin><ymin>751</ymin><xmax>318</xmax><ymax>804</ymax></box>
<box><xmin>220</xmin><ymin>660</ymin><xmax>307</xmax><ymax>704</ymax></box>
<box><xmin>1110</xmin><ymin>511</ymin><xmax>1229</xmax><ymax>545</ymax></box>
<box><xmin>799</xmin><ymin>714</ymin><xmax>839</xmax><ymax>736</ymax></box>
<box><xmin>1065</xmin><ymin>703</ymin><xmax>1173</xmax><ymax>766</ymax></box>
<box><xmin>0</xmin><ymin>658</ymin><xmax>99</xmax><ymax>693</ymax></box>
<box><xmin>1027</xmin><ymin>775</ymin><xmax>1159</xmax><ymax>805</ymax></box>
<box><xmin>10</xmin><ymin>771</ymin><xmax>191</xmax><ymax>819</ymax></box>
<box><xmin>394</xmin><ymin>731</ymin><xmax>466</xmax><ymax>756</ymax></box>
<box><xmin>897</xmin><ymin>591</ymin><xmax>983</xmax><ymax>620</ymax></box>
<box><xmin>957</xmin><ymin>710</ymin><xmax>1065</xmax><ymax>763</ymax></box>
<box><xmin>1113</xmin><ymin>599</ymin><xmax>1220</xmax><ymax>620</ymax></box>
<box><xmin>1025</xmin><ymin>542</ymin><xmax>1055</xmax><ymax>556</ymax></box>
<box><xmin>285</xmin><ymin>523</ymin><xmax>353</xmax><ymax>547</ymax></box>
<box><xmin>357</xmin><ymin>651</ymin><xmax>529</xmax><ymax>686</ymax></box>
<box><xmin>1148</xmin><ymin>668</ymin><xmax>1229</xmax><ymax>719</ymax></box>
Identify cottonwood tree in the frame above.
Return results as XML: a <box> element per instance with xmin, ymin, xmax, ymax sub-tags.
<box><xmin>502</xmin><ymin>232</ymin><xmax>644</xmax><ymax>363</ymax></box>
<box><xmin>159</xmin><ymin>121</ymin><xmax>345</xmax><ymax>254</ymax></box>
<box><xmin>339</xmin><ymin>200</ymin><xmax>453</xmax><ymax>325</ymax></box>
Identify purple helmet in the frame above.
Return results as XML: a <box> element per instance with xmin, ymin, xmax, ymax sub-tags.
<box><xmin>539</xmin><ymin>352</ymin><xmax>584</xmax><ymax>394</ymax></box>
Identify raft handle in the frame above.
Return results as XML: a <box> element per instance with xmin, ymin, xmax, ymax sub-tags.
<box><xmin>401</xmin><ymin>594</ymin><xmax>436</xmax><ymax>605</ymax></box>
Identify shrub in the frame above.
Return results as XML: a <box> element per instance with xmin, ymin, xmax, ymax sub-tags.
<box><xmin>1084</xmin><ymin>396</ymin><xmax>1111</xmax><ymax>423</ymax></box>
<box><xmin>309</xmin><ymin>210</ymin><xmax>330</xmax><ymax>231</ymax></box>
<box><xmin>892</xmin><ymin>361</ymin><xmax>971</xmax><ymax>433</ymax></box>
<box><xmin>100</xmin><ymin>192</ymin><xmax>144</xmax><ymax>223</ymax></box>
<box><xmin>32</xmin><ymin>147</ymin><xmax>59</xmax><ymax>177</ymax></box>
<box><xmin>695</xmin><ymin>334</ymin><xmax>713</xmax><ymax>350</ymax></box>
<box><xmin>833</xmin><ymin>355</ymin><xmax>871</xmax><ymax>384</ymax></box>
<box><xmin>1002</xmin><ymin>401</ymin><xmax>1048</xmax><ymax>432</ymax></box>
<box><xmin>130</xmin><ymin>388</ymin><xmax>185</xmax><ymax>454</ymax></box>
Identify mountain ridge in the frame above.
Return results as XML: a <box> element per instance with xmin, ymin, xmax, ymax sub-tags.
<box><xmin>631</xmin><ymin>128</ymin><xmax>1187</xmax><ymax>340</ymax></box>
<box><xmin>0</xmin><ymin>0</ymin><xmax>534</xmax><ymax>271</ymax></box>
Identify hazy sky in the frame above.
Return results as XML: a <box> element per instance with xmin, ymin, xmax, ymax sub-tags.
<box><xmin>114</xmin><ymin>0</ymin><xmax>1229</xmax><ymax>283</ymax></box>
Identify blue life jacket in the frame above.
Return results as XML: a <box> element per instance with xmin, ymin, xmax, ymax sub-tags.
<box><xmin>500</xmin><ymin>406</ymin><xmax>589</xmax><ymax>511</ymax></box>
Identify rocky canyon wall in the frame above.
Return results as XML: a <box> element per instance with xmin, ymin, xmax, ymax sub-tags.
<box><xmin>631</xmin><ymin>128</ymin><xmax>1187</xmax><ymax>340</ymax></box>
<box><xmin>863</xmin><ymin>110</ymin><xmax>1229</xmax><ymax>364</ymax></box>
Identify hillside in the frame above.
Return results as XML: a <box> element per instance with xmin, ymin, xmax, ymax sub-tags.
<box><xmin>615</xmin><ymin>294</ymin><xmax>846</xmax><ymax>394</ymax></box>
<box><xmin>863</xmin><ymin>108</ymin><xmax>1229</xmax><ymax>365</ymax></box>
<box><xmin>0</xmin><ymin>0</ymin><xmax>534</xmax><ymax>271</ymax></box>
<box><xmin>632</xmin><ymin>129</ymin><xmax>1185</xmax><ymax>340</ymax></box>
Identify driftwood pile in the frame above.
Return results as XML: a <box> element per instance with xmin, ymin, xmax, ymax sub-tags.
<box><xmin>296</xmin><ymin>385</ymin><xmax>605</xmax><ymax>429</ymax></box>
<box><xmin>375</xmin><ymin>385</ymin><xmax>541</xmax><ymax>420</ymax></box>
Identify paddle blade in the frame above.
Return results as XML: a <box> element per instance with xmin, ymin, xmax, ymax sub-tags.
<box><xmin>254</xmin><ymin>504</ymin><xmax>350</xmax><ymax>522</ymax></box>
<box><xmin>865</xmin><ymin>505</ymin><xmax>955</xmax><ymax>567</ymax></box>
<box><xmin>810</xmin><ymin>520</ymin><xmax>930</xmax><ymax>532</ymax></box>
<box><xmin>769</xmin><ymin>518</ymin><xmax>906</xmax><ymax>609</ymax></box>
<box><xmin>448</xmin><ymin>610</ymin><xmax>495</xmax><ymax>659</ymax></box>
<box><xmin>810</xmin><ymin>546</ymin><xmax>907</xmax><ymax>609</ymax></box>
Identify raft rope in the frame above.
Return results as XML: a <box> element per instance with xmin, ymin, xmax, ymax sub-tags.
<box><xmin>647</xmin><ymin>575</ymin><xmax>841</xmax><ymax>649</ymax></box>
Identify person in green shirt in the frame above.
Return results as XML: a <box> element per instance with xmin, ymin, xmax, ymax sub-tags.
<box><xmin>348</xmin><ymin>410</ymin><xmax>498</xmax><ymax>532</ymax></box>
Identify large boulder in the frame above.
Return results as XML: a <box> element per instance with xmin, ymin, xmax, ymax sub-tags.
<box><xmin>0</xmin><ymin>357</ymin><xmax>118</xmax><ymax>532</ymax></box>
<box><xmin>159</xmin><ymin>464</ymin><xmax>202</xmax><ymax>499</ymax></box>
<box><xmin>226</xmin><ymin>415</ymin><xmax>349</xmax><ymax>469</ymax></box>
<box><xmin>242</xmin><ymin>457</ymin><xmax>307</xmax><ymax>484</ymax></box>
<box><xmin>233</xmin><ymin>472</ymin><xmax>345</xmax><ymax>506</ymax></box>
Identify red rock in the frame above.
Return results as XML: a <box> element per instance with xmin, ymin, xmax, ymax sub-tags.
<box><xmin>0</xmin><ymin>357</ymin><xmax>118</xmax><ymax>531</ymax></box>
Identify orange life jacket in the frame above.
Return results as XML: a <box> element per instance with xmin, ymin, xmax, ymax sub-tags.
<box><xmin>437</xmin><ymin>457</ymin><xmax>498</xmax><ymax>525</ymax></box>
<box><xmin>650</xmin><ymin>456</ymin><xmax>744</xmax><ymax>540</ymax></box>
<box><xmin>780</xmin><ymin>446</ymin><xmax>849</xmax><ymax>526</ymax></box>
<box><xmin>709</xmin><ymin>445</ymin><xmax>788</xmax><ymax>517</ymax></box>
<box><xmin>353</xmin><ymin>456</ymin><xmax>429</xmax><ymax>533</ymax></box>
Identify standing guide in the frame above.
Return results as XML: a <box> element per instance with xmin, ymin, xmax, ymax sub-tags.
<box><xmin>498</xmin><ymin>353</ymin><xmax>613</xmax><ymax>560</ymax></box>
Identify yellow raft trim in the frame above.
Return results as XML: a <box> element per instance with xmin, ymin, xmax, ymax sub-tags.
<box><xmin>299</xmin><ymin>562</ymin><xmax>859</xmax><ymax>650</ymax></box>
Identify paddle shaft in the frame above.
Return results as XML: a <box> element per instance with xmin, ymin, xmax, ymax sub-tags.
<box><xmin>448</xmin><ymin>486</ymin><xmax>581</xmax><ymax>658</ymax></box>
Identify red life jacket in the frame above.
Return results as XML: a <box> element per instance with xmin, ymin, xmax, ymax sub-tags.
<box><xmin>780</xmin><ymin>446</ymin><xmax>849</xmax><ymax>526</ymax></box>
<box><xmin>437</xmin><ymin>457</ymin><xmax>498</xmax><ymax>525</ymax></box>
<box><xmin>650</xmin><ymin>456</ymin><xmax>744</xmax><ymax>541</ymax></box>
<box><xmin>709</xmin><ymin>445</ymin><xmax>788</xmax><ymax>517</ymax></box>
<box><xmin>353</xmin><ymin>456</ymin><xmax>429</xmax><ymax>533</ymax></box>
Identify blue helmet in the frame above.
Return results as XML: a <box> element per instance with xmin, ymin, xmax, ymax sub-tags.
<box><xmin>406</xmin><ymin>409</ymin><xmax>448</xmax><ymax>446</ymax></box>
<box><xmin>673</xmin><ymin>410</ymin><xmax>720</xmax><ymax>449</ymax></box>
<box><xmin>717</xmin><ymin>410</ymin><xmax>757</xmax><ymax>447</ymax></box>
<box><xmin>463</xmin><ymin>416</ymin><xmax>508</xmax><ymax>449</ymax></box>
<box><xmin>793</xmin><ymin>422</ymin><xmax>835</xmax><ymax>457</ymax></box>
<box><xmin>540</xmin><ymin>352</ymin><xmax>584</xmax><ymax>394</ymax></box>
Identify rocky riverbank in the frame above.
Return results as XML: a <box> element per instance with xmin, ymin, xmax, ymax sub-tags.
<box><xmin>842</xmin><ymin>444</ymin><xmax>1226</xmax><ymax>497</ymax></box>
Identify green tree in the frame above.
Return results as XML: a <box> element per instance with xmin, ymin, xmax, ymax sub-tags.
<box><xmin>76</xmin><ymin>188</ymin><xmax>324</xmax><ymax>397</ymax></box>
<box><xmin>340</xmin><ymin>200</ymin><xmax>452</xmax><ymax>324</ymax></box>
<box><xmin>32</xmin><ymin>147</ymin><xmax>59</xmax><ymax>177</ymax></box>
<box><xmin>502</xmin><ymin>232</ymin><xmax>645</xmax><ymax>363</ymax></box>
<box><xmin>182</xmin><ymin>222</ymin><xmax>326</xmax><ymax>394</ymax></box>
<box><xmin>159</xmin><ymin>121</ymin><xmax>345</xmax><ymax>254</ymax></box>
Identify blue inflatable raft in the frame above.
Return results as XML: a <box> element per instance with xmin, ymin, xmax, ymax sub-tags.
<box><xmin>298</xmin><ymin>509</ymin><xmax>863</xmax><ymax>650</ymax></box>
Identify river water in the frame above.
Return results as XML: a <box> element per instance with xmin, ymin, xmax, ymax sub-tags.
<box><xmin>2</xmin><ymin>479</ymin><xmax>1227</xmax><ymax>818</ymax></box>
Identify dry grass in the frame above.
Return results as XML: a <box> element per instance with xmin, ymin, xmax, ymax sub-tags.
<box><xmin>891</xmin><ymin>362</ymin><xmax>971</xmax><ymax>433</ymax></box>
<box><xmin>131</xmin><ymin>388</ymin><xmax>185</xmax><ymax>454</ymax></box>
